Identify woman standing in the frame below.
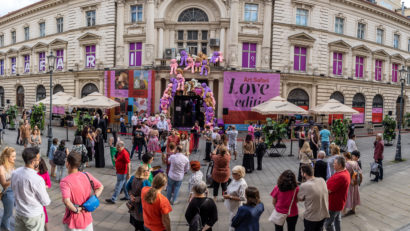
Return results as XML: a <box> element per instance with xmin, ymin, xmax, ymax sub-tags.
<box><xmin>254</xmin><ymin>121</ymin><xmax>262</xmax><ymax>144</ymax></box>
<box><xmin>192</xmin><ymin>121</ymin><xmax>201</xmax><ymax>153</ymax></box>
<box><xmin>179</xmin><ymin>133</ymin><xmax>190</xmax><ymax>156</ymax></box>
<box><xmin>224</xmin><ymin>166</ymin><xmax>248</xmax><ymax>231</ymax></box>
<box><xmin>147</xmin><ymin>127</ymin><xmax>160</xmax><ymax>155</ymax></box>
<box><xmin>37</xmin><ymin>158</ymin><xmax>51</xmax><ymax>231</ymax></box>
<box><xmin>30</xmin><ymin>127</ymin><xmax>42</xmax><ymax>149</ymax></box>
<box><xmin>231</xmin><ymin>187</ymin><xmax>264</xmax><ymax>231</ymax></box>
<box><xmin>309</xmin><ymin>126</ymin><xmax>320</xmax><ymax>159</ymax></box>
<box><xmin>298</xmin><ymin>142</ymin><xmax>313</xmax><ymax>182</ymax></box>
<box><xmin>185</xmin><ymin>181</ymin><xmax>218</xmax><ymax>231</ymax></box>
<box><xmin>120</xmin><ymin>115</ymin><xmax>126</xmax><ymax>135</ymax></box>
<box><xmin>141</xmin><ymin>173</ymin><xmax>172</xmax><ymax>231</ymax></box>
<box><xmin>166</xmin><ymin>129</ymin><xmax>180</xmax><ymax>153</ymax></box>
<box><xmin>242</xmin><ymin>135</ymin><xmax>255</xmax><ymax>173</ymax></box>
<box><xmin>82</xmin><ymin>126</ymin><xmax>94</xmax><ymax>165</ymax></box>
<box><xmin>72</xmin><ymin>136</ymin><xmax>88</xmax><ymax>171</ymax></box>
<box><xmin>271</xmin><ymin>170</ymin><xmax>299</xmax><ymax>231</ymax></box>
<box><xmin>128</xmin><ymin>166</ymin><xmax>151</xmax><ymax>231</ymax></box>
<box><xmin>94</xmin><ymin>128</ymin><xmax>105</xmax><ymax>168</ymax></box>
<box><xmin>211</xmin><ymin>146</ymin><xmax>231</xmax><ymax>201</ymax></box>
<box><xmin>344</xmin><ymin>152</ymin><xmax>362</xmax><ymax>216</ymax></box>
<box><xmin>0</xmin><ymin>147</ymin><xmax>15</xmax><ymax>231</ymax></box>
<box><xmin>247</xmin><ymin>122</ymin><xmax>255</xmax><ymax>140</ymax></box>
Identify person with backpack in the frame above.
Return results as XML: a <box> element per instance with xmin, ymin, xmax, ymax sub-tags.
<box><xmin>54</xmin><ymin>140</ymin><xmax>69</xmax><ymax>183</ymax></box>
<box><xmin>72</xmin><ymin>136</ymin><xmax>88</xmax><ymax>171</ymax></box>
<box><xmin>185</xmin><ymin>181</ymin><xmax>218</xmax><ymax>231</ymax></box>
<box><xmin>343</xmin><ymin>152</ymin><xmax>362</xmax><ymax>217</ymax></box>
<box><xmin>48</xmin><ymin>138</ymin><xmax>58</xmax><ymax>178</ymax></box>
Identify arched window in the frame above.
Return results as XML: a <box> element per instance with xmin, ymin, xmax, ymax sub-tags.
<box><xmin>81</xmin><ymin>83</ymin><xmax>98</xmax><ymax>98</ymax></box>
<box><xmin>178</xmin><ymin>8</ymin><xmax>208</xmax><ymax>22</ymax></box>
<box><xmin>352</xmin><ymin>93</ymin><xmax>365</xmax><ymax>107</ymax></box>
<box><xmin>36</xmin><ymin>85</ymin><xmax>46</xmax><ymax>102</ymax></box>
<box><xmin>330</xmin><ymin>91</ymin><xmax>344</xmax><ymax>104</ymax></box>
<box><xmin>372</xmin><ymin>94</ymin><xmax>383</xmax><ymax>108</ymax></box>
<box><xmin>53</xmin><ymin>84</ymin><xmax>64</xmax><ymax>94</ymax></box>
<box><xmin>287</xmin><ymin>88</ymin><xmax>309</xmax><ymax>108</ymax></box>
<box><xmin>352</xmin><ymin>93</ymin><xmax>366</xmax><ymax>124</ymax></box>
<box><xmin>372</xmin><ymin>94</ymin><xmax>383</xmax><ymax>123</ymax></box>
<box><xmin>0</xmin><ymin>87</ymin><xmax>4</xmax><ymax>107</ymax></box>
<box><xmin>16</xmin><ymin>86</ymin><xmax>25</xmax><ymax>108</ymax></box>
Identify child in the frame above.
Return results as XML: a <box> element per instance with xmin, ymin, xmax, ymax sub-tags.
<box><xmin>48</xmin><ymin>138</ymin><xmax>58</xmax><ymax>177</ymax></box>
<box><xmin>352</xmin><ymin>150</ymin><xmax>362</xmax><ymax>169</ymax></box>
<box><xmin>188</xmin><ymin>161</ymin><xmax>203</xmax><ymax>201</ymax></box>
<box><xmin>54</xmin><ymin>140</ymin><xmax>69</xmax><ymax>182</ymax></box>
<box><xmin>164</xmin><ymin>142</ymin><xmax>176</xmax><ymax>175</ymax></box>
<box><xmin>255</xmin><ymin>137</ymin><xmax>267</xmax><ymax>171</ymax></box>
<box><xmin>141</xmin><ymin>153</ymin><xmax>154</xmax><ymax>184</ymax></box>
<box><xmin>37</xmin><ymin>158</ymin><xmax>51</xmax><ymax>231</ymax></box>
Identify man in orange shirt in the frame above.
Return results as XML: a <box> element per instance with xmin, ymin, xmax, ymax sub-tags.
<box><xmin>19</xmin><ymin>119</ymin><xmax>31</xmax><ymax>148</ymax></box>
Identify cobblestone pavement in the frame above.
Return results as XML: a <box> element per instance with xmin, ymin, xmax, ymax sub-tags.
<box><xmin>1</xmin><ymin>126</ymin><xmax>410</xmax><ymax>230</ymax></box>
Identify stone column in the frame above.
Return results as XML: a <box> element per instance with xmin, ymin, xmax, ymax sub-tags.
<box><xmin>155</xmin><ymin>78</ymin><xmax>161</xmax><ymax>113</ymax></box>
<box><xmin>261</xmin><ymin>0</ymin><xmax>272</xmax><ymax>69</ymax></box>
<box><xmin>169</xmin><ymin>30</ymin><xmax>175</xmax><ymax>48</ymax></box>
<box><xmin>311</xmin><ymin>84</ymin><xmax>317</xmax><ymax>107</ymax></box>
<box><xmin>228</xmin><ymin>0</ymin><xmax>239</xmax><ymax>68</ymax></box>
<box><xmin>282</xmin><ymin>81</ymin><xmax>287</xmax><ymax>98</ymax></box>
<box><xmin>158</xmin><ymin>28</ymin><xmax>164</xmax><ymax>58</ymax></box>
<box><xmin>217</xmin><ymin>78</ymin><xmax>224</xmax><ymax>118</ymax></box>
<box><xmin>145</xmin><ymin>0</ymin><xmax>155</xmax><ymax>65</ymax></box>
<box><xmin>220</xmin><ymin>28</ymin><xmax>225</xmax><ymax>55</ymax></box>
<box><xmin>116</xmin><ymin>0</ymin><xmax>125</xmax><ymax>67</ymax></box>
<box><xmin>75</xmin><ymin>79</ymin><xmax>80</xmax><ymax>98</ymax></box>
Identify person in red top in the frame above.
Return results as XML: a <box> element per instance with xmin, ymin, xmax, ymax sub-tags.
<box><xmin>60</xmin><ymin>151</ymin><xmax>104</xmax><ymax>230</ymax></box>
<box><xmin>166</xmin><ymin>129</ymin><xmax>180</xmax><ymax>153</ymax></box>
<box><xmin>106</xmin><ymin>141</ymin><xmax>131</xmax><ymax>204</ymax></box>
<box><xmin>141</xmin><ymin>173</ymin><xmax>172</xmax><ymax>231</ymax></box>
<box><xmin>324</xmin><ymin>155</ymin><xmax>350</xmax><ymax>231</ymax></box>
<box><xmin>372</xmin><ymin>133</ymin><xmax>384</xmax><ymax>182</ymax></box>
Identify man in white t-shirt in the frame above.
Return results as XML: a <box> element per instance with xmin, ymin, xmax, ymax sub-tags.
<box><xmin>131</xmin><ymin>112</ymin><xmax>138</xmax><ymax>132</ymax></box>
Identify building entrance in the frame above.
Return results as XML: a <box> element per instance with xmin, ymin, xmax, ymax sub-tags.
<box><xmin>172</xmin><ymin>93</ymin><xmax>204</xmax><ymax>128</ymax></box>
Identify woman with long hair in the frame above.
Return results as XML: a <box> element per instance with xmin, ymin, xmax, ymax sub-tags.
<box><xmin>72</xmin><ymin>136</ymin><xmax>88</xmax><ymax>171</ymax></box>
<box><xmin>231</xmin><ymin>187</ymin><xmax>264</xmax><ymax>230</ymax></box>
<box><xmin>147</xmin><ymin>128</ymin><xmax>160</xmax><ymax>155</ymax></box>
<box><xmin>298</xmin><ymin>141</ymin><xmax>313</xmax><ymax>182</ymax></box>
<box><xmin>128</xmin><ymin>166</ymin><xmax>151</xmax><ymax>231</ymax></box>
<box><xmin>211</xmin><ymin>146</ymin><xmax>231</xmax><ymax>201</ymax></box>
<box><xmin>271</xmin><ymin>170</ymin><xmax>299</xmax><ymax>231</ymax></box>
<box><xmin>30</xmin><ymin>127</ymin><xmax>42</xmax><ymax>149</ymax></box>
<box><xmin>94</xmin><ymin>128</ymin><xmax>105</xmax><ymax>168</ymax></box>
<box><xmin>37</xmin><ymin>158</ymin><xmax>51</xmax><ymax>231</ymax></box>
<box><xmin>192</xmin><ymin>121</ymin><xmax>201</xmax><ymax>153</ymax></box>
<box><xmin>242</xmin><ymin>134</ymin><xmax>255</xmax><ymax>173</ymax></box>
<box><xmin>309</xmin><ymin>126</ymin><xmax>320</xmax><ymax>159</ymax></box>
<box><xmin>179</xmin><ymin>133</ymin><xmax>190</xmax><ymax>156</ymax></box>
<box><xmin>343</xmin><ymin>152</ymin><xmax>362</xmax><ymax>216</ymax></box>
<box><xmin>0</xmin><ymin>147</ymin><xmax>16</xmax><ymax>231</ymax></box>
<box><xmin>141</xmin><ymin>173</ymin><xmax>172</xmax><ymax>231</ymax></box>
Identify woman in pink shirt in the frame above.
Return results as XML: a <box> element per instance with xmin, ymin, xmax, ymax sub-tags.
<box><xmin>248</xmin><ymin>122</ymin><xmax>255</xmax><ymax>140</ymax></box>
<box><xmin>270</xmin><ymin>170</ymin><xmax>299</xmax><ymax>231</ymax></box>
<box><xmin>60</xmin><ymin>151</ymin><xmax>104</xmax><ymax>231</ymax></box>
<box><xmin>37</xmin><ymin>158</ymin><xmax>51</xmax><ymax>231</ymax></box>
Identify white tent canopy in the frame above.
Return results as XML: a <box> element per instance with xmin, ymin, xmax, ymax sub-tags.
<box><xmin>68</xmin><ymin>92</ymin><xmax>119</xmax><ymax>109</ymax></box>
<box><xmin>35</xmin><ymin>92</ymin><xmax>78</xmax><ymax>107</ymax></box>
<box><xmin>251</xmin><ymin>96</ymin><xmax>308</xmax><ymax>115</ymax></box>
<box><xmin>309</xmin><ymin>99</ymin><xmax>359</xmax><ymax>115</ymax></box>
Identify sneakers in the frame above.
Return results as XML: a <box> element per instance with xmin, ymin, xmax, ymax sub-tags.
<box><xmin>105</xmin><ymin>199</ymin><xmax>116</xmax><ymax>204</ymax></box>
<box><xmin>120</xmin><ymin>197</ymin><xmax>129</xmax><ymax>201</ymax></box>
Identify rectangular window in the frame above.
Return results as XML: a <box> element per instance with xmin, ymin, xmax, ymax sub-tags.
<box><xmin>0</xmin><ymin>60</ymin><xmax>4</xmax><ymax>76</ymax></box>
<box><xmin>392</xmin><ymin>63</ymin><xmax>398</xmax><ymax>82</ymax></box>
<box><xmin>394</xmin><ymin>34</ymin><xmax>400</xmax><ymax>49</ymax></box>
<box><xmin>39</xmin><ymin>52</ymin><xmax>46</xmax><ymax>72</ymax></box>
<box><xmin>375</xmin><ymin>59</ymin><xmax>383</xmax><ymax>81</ymax></box>
<box><xmin>201</xmin><ymin>43</ymin><xmax>207</xmax><ymax>55</ymax></box>
<box><xmin>201</xmin><ymin>31</ymin><xmax>208</xmax><ymax>40</ymax></box>
<box><xmin>293</xmin><ymin>46</ymin><xmax>307</xmax><ymax>71</ymax></box>
<box><xmin>187</xmin><ymin>31</ymin><xmax>198</xmax><ymax>40</ymax></box>
<box><xmin>357</xmin><ymin>23</ymin><xmax>365</xmax><ymax>39</ymax></box>
<box><xmin>85</xmin><ymin>45</ymin><xmax>96</xmax><ymax>68</ymax></box>
<box><xmin>377</xmin><ymin>29</ymin><xmax>384</xmax><ymax>44</ymax></box>
<box><xmin>57</xmin><ymin>18</ymin><xmax>63</xmax><ymax>33</ymax></box>
<box><xmin>0</xmin><ymin>35</ymin><xmax>3</xmax><ymax>47</ymax></box>
<box><xmin>86</xmin><ymin>10</ymin><xmax>96</xmax><ymax>27</ymax></box>
<box><xmin>11</xmin><ymin>31</ymin><xmax>16</xmax><ymax>44</ymax></box>
<box><xmin>177</xmin><ymin>30</ymin><xmax>184</xmax><ymax>40</ymax></box>
<box><xmin>355</xmin><ymin>56</ymin><xmax>364</xmax><ymax>78</ymax></box>
<box><xmin>187</xmin><ymin>42</ymin><xmax>198</xmax><ymax>55</ymax></box>
<box><xmin>11</xmin><ymin>57</ymin><xmax>16</xmax><ymax>74</ymax></box>
<box><xmin>407</xmin><ymin>67</ymin><xmax>410</xmax><ymax>85</ymax></box>
<box><xmin>24</xmin><ymin>27</ymin><xmax>29</xmax><ymax>41</ymax></box>
<box><xmin>129</xmin><ymin>42</ymin><xmax>142</xmax><ymax>67</ymax></box>
<box><xmin>335</xmin><ymin>17</ymin><xmax>344</xmax><ymax>34</ymax></box>
<box><xmin>296</xmin><ymin>9</ymin><xmax>308</xmax><ymax>26</ymax></box>
<box><xmin>39</xmin><ymin>22</ymin><xmax>45</xmax><ymax>37</ymax></box>
<box><xmin>242</xmin><ymin>42</ymin><xmax>257</xmax><ymax>68</ymax></box>
<box><xmin>56</xmin><ymin>49</ymin><xmax>64</xmax><ymax>70</ymax></box>
<box><xmin>131</xmin><ymin>5</ymin><xmax>143</xmax><ymax>22</ymax></box>
<box><xmin>244</xmin><ymin>4</ymin><xmax>258</xmax><ymax>22</ymax></box>
<box><xmin>177</xmin><ymin>42</ymin><xmax>183</xmax><ymax>48</ymax></box>
<box><xmin>333</xmin><ymin>52</ymin><xmax>343</xmax><ymax>75</ymax></box>
<box><xmin>24</xmin><ymin>55</ymin><xmax>30</xmax><ymax>73</ymax></box>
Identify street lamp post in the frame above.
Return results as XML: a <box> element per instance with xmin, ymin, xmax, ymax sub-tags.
<box><xmin>46</xmin><ymin>52</ymin><xmax>56</xmax><ymax>157</ymax></box>
<box><xmin>395</xmin><ymin>67</ymin><xmax>408</xmax><ymax>161</ymax></box>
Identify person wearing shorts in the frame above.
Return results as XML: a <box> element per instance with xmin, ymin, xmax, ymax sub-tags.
<box><xmin>227</xmin><ymin>125</ymin><xmax>238</xmax><ymax>160</ymax></box>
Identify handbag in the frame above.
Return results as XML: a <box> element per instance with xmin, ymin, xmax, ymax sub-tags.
<box><xmin>206</xmin><ymin>160</ymin><xmax>214</xmax><ymax>186</ymax></box>
<box><xmin>81</xmin><ymin>172</ymin><xmax>100</xmax><ymax>212</ymax></box>
<box><xmin>269</xmin><ymin>189</ymin><xmax>297</xmax><ymax>226</ymax></box>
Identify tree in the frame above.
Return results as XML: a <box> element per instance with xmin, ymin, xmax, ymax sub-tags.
<box><xmin>330</xmin><ymin>119</ymin><xmax>349</xmax><ymax>149</ymax></box>
<box><xmin>382</xmin><ymin>115</ymin><xmax>396</xmax><ymax>146</ymax></box>
<box><xmin>30</xmin><ymin>103</ymin><xmax>45</xmax><ymax>131</ymax></box>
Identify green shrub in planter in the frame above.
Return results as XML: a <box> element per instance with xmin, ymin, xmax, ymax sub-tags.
<box><xmin>74</xmin><ymin>111</ymin><xmax>93</xmax><ymax>135</ymax></box>
<box><xmin>330</xmin><ymin>119</ymin><xmax>349</xmax><ymax>148</ymax></box>
<box><xmin>262</xmin><ymin>118</ymin><xmax>287</xmax><ymax>148</ymax></box>
<box><xmin>30</xmin><ymin>103</ymin><xmax>45</xmax><ymax>131</ymax></box>
<box><xmin>382</xmin><ymin>115</ymin><xmax>396</xmax><ymax>145</ymax></box>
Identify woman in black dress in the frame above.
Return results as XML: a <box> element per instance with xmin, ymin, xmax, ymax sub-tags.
<box><xmin>242</xmin><ymin>135</ymin><xmax>255</xmax><ymax>173</ymax></box>
<box><xmin>94</xmin><ymin>128</ymin><xmax>105</xmax><ymax>168</ymax></box>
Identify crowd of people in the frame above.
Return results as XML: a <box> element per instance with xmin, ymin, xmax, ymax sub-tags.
<box><xmin>0</xmin><ymin>108</ymin><xmax>387</xmax><ymax>231</ymax></box>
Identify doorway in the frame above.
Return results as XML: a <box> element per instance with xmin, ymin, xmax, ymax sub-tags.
<box><xmin>16</xmin><ymin>86</ymin><xmax>24</xmax><ymax>109</ymax></box>
<box><xmin>172</xmin><ymin>94</ymin><xmax>204</xmax><ymax>128</ymax></box>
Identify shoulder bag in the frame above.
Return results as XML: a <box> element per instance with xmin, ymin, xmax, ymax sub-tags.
<box><xmin>269</xmin><ymin>189</ymin><xmax>297</xmax><ymax>226</ymax></box>
<box><xmin>81</xmin><ymin>172</ymin><xmax>100</xmax><ymax>212</ymax></box>
<box><xmin>189</xmin><ymin>198</ymin><xmax>209</xmax><ymax>231</ymax></box>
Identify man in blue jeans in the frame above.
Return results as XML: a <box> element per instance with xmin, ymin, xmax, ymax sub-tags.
<box><xmin>320</xmin><ymin>125</ymin><xmax>331</xmax><ymax>156</ymax></box>
<box><xmin>166</xmin><ymin>146</ymin><xmax>189</xmax><ymax>205</ymax></box>
<box><xmin>106</xmin><ymin>141</ymin><xmax>131</xmax><ymax>204</ymax></box>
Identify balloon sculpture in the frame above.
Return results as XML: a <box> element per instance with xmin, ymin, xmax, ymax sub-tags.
<box><xmin>184</xmin><ymin>56</ymin><xmax>195</xmax><ymax>73</ymax></box>
<box><xmin>176</xmin><ymin>69</ymin><xmax>185</xmax><ymax>91</ymax></box>
<box><xmin>210</xmin><ymin>51</ymin><xmax>220</xmax><ymax>64</ymax></box>
<box><xmin>200</xmin><ymin>59</ymin><xmax>210</xmax><ymax>76</ymax></box>
<box><xmin>169</xmin><ymin>59</ymin><xmax>178</xmax><ymax>75</ymax></box>
<box><xmin>179</xmin><ymin>50</ymin><xmax>188</xmax><ymax>66</ymax></box>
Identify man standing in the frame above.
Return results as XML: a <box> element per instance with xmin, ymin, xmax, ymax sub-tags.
<box><xmin>106</xmin><ymin>141</ymin><xmax>131</xmax><ymax>204</ymax></box>
<box><xmin>203</xmin><ymin>125</ymin><xmax>212</xmax><ymax>161</ymax></box>
<box><xmin>298</xmin><ymin>165</ymin><xmax>329</xmax><ymax>231</ymax></box>
<box><xmin>0</xmin><ymin>110</ymin><xmax>7</xmax><ymax>131</ymax></box>
<box><xmin>347</xmin><ymin>134</ymin><xmax>358</xmax><ymax>153</ymax></box>
<box><xmin>131</xmin><ymin>112</ymin><xmax>138</xmax><ymax>133</ymax></box>
<box><xmin>157</xmin><ymin>115</ymin><xmax>169</xmax><ymax>138</ymax></box>
<box><xmin>324</xmin><ymin>156</ymin><xmax>350</xmax><ymax>231</ymax></box>
<box><xmin>60</xmin><ymin>151</ymin><xmax>104</xmax><ymax>230</ymax></box>
<box><xmin>12</xmin><ymin>147</ymin><xmax>51</xmax><ymax>231</ymax></box>
<box><xmin>226</xmin><ymin>125</ymin><xmax>238</xmax><ymax>160</ymax></box>
<box><xmin>20</xmin><ymin>119</ymin><xmax>31</xmax><ymax>148</ymax></box>
<box><xmin>314</xmin><ymin>151</ymin><xmax>328</xmax><ymax>181</ymax></box>
<box><xmin>141</xmin><ymin>120</ymin><xmax>150</xmax><ymax>153</ymax></box>
<box><xmin>319</xmin><ymin>125</ymin><xmax>331</xmax><ymax>156</ymax></box>
<box><xmin>372</xmin><ymin>133</ymin><xmax>384</xmax><ymax>182</ymax></box>
<box><xmin>131</xmin><ymin>125</ymin><xmax>145</xmax><ymax>160</ymax></box>
<box><xmin>166</xmin><ymin>145</ymin><xmax>189</xmax><ymax>205</ymax></box>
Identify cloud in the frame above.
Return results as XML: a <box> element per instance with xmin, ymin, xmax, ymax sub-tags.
<box><xmin>0</xmin><ymin>0</ymin><xmax>42</xmax><ymax>17</ymax></box>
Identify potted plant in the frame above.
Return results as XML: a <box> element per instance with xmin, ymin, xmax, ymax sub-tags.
<box><xmin>330</xmin><ymin>119</ymin><xmax>349</xmax><ymax>152</ymax></box>
<box><xmin>74</xmin><ymin>111</ymin><xmax>93</xmax><ymax>136</ymax></box>
<box><xmin>6</xmin><ymin>105</ymin><xmax>18</xmax><ymax>130</ymax></box>
<box><xmin>262</xmin><ymin>118</ymin><xmax>288</xmax><ymax>157</ymax></box>
<box><xmin>30</xmin><ymin>103</ymin><xmax>45</xmax><ymax>132</ymax></box>
<box><xmin>382</xmin><ymin>115</ymin><xmax>396</xmax><ymax>146</ymax></box>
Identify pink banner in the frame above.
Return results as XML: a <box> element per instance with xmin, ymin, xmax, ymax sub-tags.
<box><xmin>52</xmin><ymin>106</ymin><xmax>65</xmax><ymax>114</ymax></box>
<box><xmin>223</xmin><ymin>72</ymin><xmax>280</xmax><ymax>111</ymax></box>
<box><xmin>352</xmin><ymin>113</ymin><xmax>364</xmax><ymax>123</ymax></box>
<box><xmin>110</xmin><ymin>71</ymin><xmax>128</xmax><ymax>97</ymax></box>
<box><xmin>372</xmin><ymin>108</ymin><xmax>383</xmax><ymax>113</ymax></box>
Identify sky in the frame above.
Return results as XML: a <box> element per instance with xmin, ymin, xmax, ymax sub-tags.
<box><xmin>1</xmin><ymin>0</ymin><xmax>410</xmax><ymax>16</ymax></box>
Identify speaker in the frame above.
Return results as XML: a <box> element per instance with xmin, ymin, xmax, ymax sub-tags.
<box><xmin>127</xmin><ymin>105</ymin><xmax>133</xmax><ymax>112</ymax></box>
<box><xmin>388</xmin><ymin>111</ymin><xmax>392</xmax><ymax>116</ymax></box>
<box><xmin>223</xmin><ymin>108</ymin><xmax>229</xmax><ymax>115</ymax></box>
